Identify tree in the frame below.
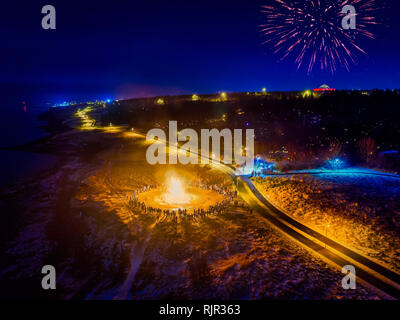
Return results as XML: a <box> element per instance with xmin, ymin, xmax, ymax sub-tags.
<box><xmin>286</xmin><ymin>143</ymin><xmax>299</xmax><ymax>162</ymax></box>
<box><xmin>326</xmin><ymin>138</ymin><xmax>342</xmax><ymax>160</ymax></box>
<box><xmin>358</xmin><ymin>137</ymin><xmax>376</xmax><ymax>164</ymax></box>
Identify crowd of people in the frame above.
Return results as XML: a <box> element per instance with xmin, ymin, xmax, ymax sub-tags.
<box><xmin>126</xmin><ymin>181</ymin><xmax>236</xmax><ymax>223</ymax></box>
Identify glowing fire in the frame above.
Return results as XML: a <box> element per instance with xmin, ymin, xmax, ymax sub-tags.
<box><xmin>162</xmin><ymin>177</ymin><xmax>192</xmax><ymax>205</ymax></box>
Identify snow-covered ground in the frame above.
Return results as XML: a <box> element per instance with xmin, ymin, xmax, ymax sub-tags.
<box><xmin>75</xmin><ymin>161</ymin><xmax>383</xmax><ymax>300</ymax></box>
<box><xmin>252</xmin><ymin>168</ymin><xmax>400</xmax><ymax>273</ymax></box>
<box><xmin>1</xmin><ymin>126</ymin><xmax>387</xmax><ymax>300</ymax></box>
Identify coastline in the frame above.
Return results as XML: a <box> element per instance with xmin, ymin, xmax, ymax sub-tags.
<box><xmin>0</xmin><ymin>107</ymin><xmax>75</xmax><ymax>190</ymax></box>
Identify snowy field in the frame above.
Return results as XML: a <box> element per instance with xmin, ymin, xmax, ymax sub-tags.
<box><xmin>252</xmin><ymin>168</ymin><xmax>400</xmax><ymax>273</ymax></box>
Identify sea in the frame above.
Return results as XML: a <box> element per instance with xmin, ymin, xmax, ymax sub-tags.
<box><xmin>0</xmin><ymin>100</ymin><xmax>59</xmax><ymax>189</ymax></box>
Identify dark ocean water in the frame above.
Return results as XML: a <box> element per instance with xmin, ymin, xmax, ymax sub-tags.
<box><xmin>0</xmin><ymin>101</ymin><xmax>58</xmax><ymax>188</ymax></box>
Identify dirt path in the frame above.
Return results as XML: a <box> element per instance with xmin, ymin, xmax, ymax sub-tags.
<box><xmin>114</xmin><ymin>239</ymin><xmax>146</xmax><ymax>300</ymax></box>
<box><xmin>114</xmin><ymin>219</ymin><xmax>157</xmax><ymax>300</ymax></box>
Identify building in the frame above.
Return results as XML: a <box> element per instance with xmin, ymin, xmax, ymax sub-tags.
<box><xmin>313</xmin><ymin>84</ymin><xmax>336</xmax><ymax>92</ymax></box>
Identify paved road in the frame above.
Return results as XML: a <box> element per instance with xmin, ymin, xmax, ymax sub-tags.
<box><xmin>236</xmin><ymin>175</ymin><xmax>400</xmax><ymax>299</ymax></box>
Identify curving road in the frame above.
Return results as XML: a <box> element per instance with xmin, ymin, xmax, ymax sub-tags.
<box><xmin>236</xmin><ymin>174</ymin><xmax>400</xmax><ymax>299</ymax></box>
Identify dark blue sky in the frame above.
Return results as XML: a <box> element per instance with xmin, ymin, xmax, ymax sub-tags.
<box><xmin>1</xmin><ymin>0</ymin><xmax>399</xmax><ymax>105</ymax></box>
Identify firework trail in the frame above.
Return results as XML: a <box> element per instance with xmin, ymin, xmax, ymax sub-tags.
<box><xmin>261</xmin><ymin>0</ymin><xmax>379</xmax><ymax>73</ymax></box>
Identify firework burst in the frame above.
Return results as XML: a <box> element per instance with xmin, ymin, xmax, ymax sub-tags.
<box><xmin>261</xmin><ymin>0</ymin><xmax>379</xmax><ymax>73</ymax></box>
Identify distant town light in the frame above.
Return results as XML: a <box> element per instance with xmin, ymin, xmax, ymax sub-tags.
<box><xmin>192</xmin><ymin>94</ymin><xmax>200</xmax><ymax>101</ymax></box>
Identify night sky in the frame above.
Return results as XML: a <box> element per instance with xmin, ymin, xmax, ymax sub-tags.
<box><xmin>1</xmin><ymin>0</ymin><xmax>399</xmax><ymax>105</ymax></box>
